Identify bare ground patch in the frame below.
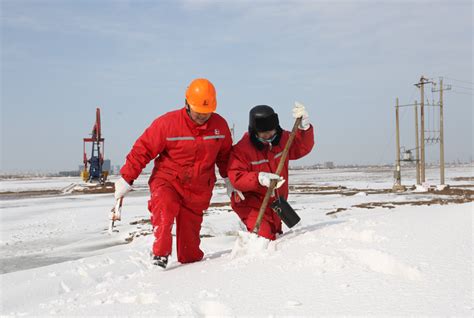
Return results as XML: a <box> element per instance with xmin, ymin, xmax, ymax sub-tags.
<box><xmin>290</xmin><ymin>185</ymin><xmax>392</xmax><ymax>196</ymax></box>
<box><xmin>352</xmin><ymin>196</ymin><xmax>472</xmax><ymax>210</ymax></box>
<box><xmin>326</xmin><ymin>186</ymin><xmax>472</xmax><ymax>215</ymax></box>
<box><xmin>452</xmin><ymin>176</ymin><xmax>474</xmax><ymax>182</ymax></box>
<box><xmin>209</xmin><ymin>202</ymin><xmax>231</xmax><ymax>208</ymax></box>
<box><xmin>326</xmin><ymin>207</ymin><xmax>348</xmax><ymax>215</ymax></box>
<box><xmin>0</xmin><ymin>189</ymin><xmax>63</xmax><ymax>200</ymax></box>
<box><xmin>70</xmin><ymin>182</ymin><xmax>115</xmax><ymax>194</ymax></box>
<box><xmin>0</xmin><ymin>182</ymin><xmax>117</xmax><ymax>200</ymax></box>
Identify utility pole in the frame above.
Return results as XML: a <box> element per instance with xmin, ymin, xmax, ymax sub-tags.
<box><xmin>432</xmin><ymin>77</ymin><xmax>451</xmax><ymax>185</ymax></box>
<box><xmin>419</xmin><ymin>77</ymin><xmax>426</xmax><ymax>183</ymax></box>
<box><xmin>415</xmin><ymin>76</ymin><xmax>434</xmax><ymax>183</ymax></box>
<box><xmin>395</xmin><ymin>97</ymin><xmax>401</xmax><ymax>186</ymax></box>
<box><xmin>414</xmin><ymin>101</ymin><xmax>420</xmax><ymax>185</ymax></box>
<box><xmin>439</xmin><ymin>79</ymin><xmax>445</xmax><ymax>185</ymax></box>
<box><xmin>392</xmin><ymin>97</ymin><xmax>406</xmax><ymax>191</ymax></box>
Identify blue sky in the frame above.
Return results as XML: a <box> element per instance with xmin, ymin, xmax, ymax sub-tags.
<box><xmin>1</xmin><ymin>0</ymin><xmax>472</xmax><ymax>173</ymax></box>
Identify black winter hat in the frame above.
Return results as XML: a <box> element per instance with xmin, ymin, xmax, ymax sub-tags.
<box><xmin>248</xmin><ymin>105</ymin><xmax>282</xmax><ymax>150</ymax></box>
<box><xmin>249</xmin><ymin>105</ymin><xmax>279</xmax><ymax>132</ymax></box>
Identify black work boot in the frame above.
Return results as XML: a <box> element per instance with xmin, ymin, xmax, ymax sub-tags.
<box><xmin>152</xmin><ymin>255</ymin><xmax>168</xmax><ymax>269</ymax></box>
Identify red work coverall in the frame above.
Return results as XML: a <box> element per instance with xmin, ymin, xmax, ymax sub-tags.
<box><xmin>228</xmin><ymin>126</ymin><xmax>314</xmax><ymax>240</ymax></box>
<box><xmin>120</xmin><ymin>107</ymin><xmax>232</xmax><ymax>263</ymax></box>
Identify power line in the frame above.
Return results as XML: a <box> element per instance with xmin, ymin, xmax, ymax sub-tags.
<box><xmin>450</xmin><ymin>90</ymin><xmax>474</xmax><ymax>96</ymax></box>
<box><xmin>450</xmin><ymin>84</ymin><xmax>474</xmax><ymax>91</ymax></box>
<box><xmin>407</xmin><ymin>85</ymin><xmax>418</xmax><ymax>103</ymax></box>
<box><xmin>376</xmin><ymin>99</ymin><xmax>412</xmax><ymax>166</ymax></box>
<box><xmin>442</xmin><ymin>76</ymin><xmax>474</xmax><ymax>85</ymax></box>
<box><xmin>375</xmin><ymin>86</ymin><xmax>419</xmax><ymax>166</ymax></box>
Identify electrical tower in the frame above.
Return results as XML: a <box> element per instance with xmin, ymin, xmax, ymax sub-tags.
<box><xmin>393</xmin><ymin>75</ymin><xmax>450</xmax><ymax>190</ymax></box>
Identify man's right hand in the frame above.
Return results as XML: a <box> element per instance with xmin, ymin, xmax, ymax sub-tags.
<box><xmin>258</xmin><ymin>172</ymin><xmax>285</xmax><ymax>189</ymax></box>
<box><xmin>114</xmin><ymin>177</ymin><xmax>132</xmax><ymax>200</ymax></box>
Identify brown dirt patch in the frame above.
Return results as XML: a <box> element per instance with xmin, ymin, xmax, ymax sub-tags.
<box><xmin>0</xmin><ymin>189</ymin><xmax>63</xmax><ymax>199</ymax></box>
<box><xmin>290</xmin><ymin>185</ymin><xmax>347</xmax><ymax>192</ymax></box>
<box><xmin>322</xmin><ymin>184</ymin><xmax>473</xmax><ymax>215</ymax></box>
<box><xmin>129</xmin><ymin>219</ymin><xmax>151</xmax><ymax>226</ymax></box>
<box><xmin>432</xmin><ymin>187</ymin><xmax>474</xmax><ymax>196</ymax></box>
<box><xmin>209</xmin><ymin>201</ymin><xmax>231</xmax><ymax>208</ymax></box>
<box><xmin>452</xmin><ymin>176</ymin><xmax>474</xmax><ymax>181</ymax></box>
<box><xmin>290</xmin><ymin>185</ymin><xmax>391</xmax><ymax>196</ymax></box>
<box><xmin>353</xmin><ymin>195</ymin><xmax>472</xmax><ymax>210</ymax></box>
<box><xmin>71</xmin><ymin>182</ymin><xmax>115</xmax><ymax>194</ymax></box>
<box><xmin>450</xmin><ymin>184</ymin><xmax>474</xmax><ymax>188</ymax></box>
<box><xmin>0</xmin><ymin>182</ymin><xmax>116</xmax><ymax>199</ymax></box>
<box><xmin>326</xmin><ymin>207</ymin><xmax>348</xmax><ymax>215</ymax></box>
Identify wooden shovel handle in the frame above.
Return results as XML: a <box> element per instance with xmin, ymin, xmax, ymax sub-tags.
<box><xmin>252</xmin><ymin>117</ymin><xmax>302</xmax><ymax>234</ymax></box>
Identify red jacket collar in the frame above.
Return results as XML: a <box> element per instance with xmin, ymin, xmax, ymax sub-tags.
<box><xmin>181</xmin><ymin>107</ymin><xmax>212</xmax><ymax>131</ymax></box>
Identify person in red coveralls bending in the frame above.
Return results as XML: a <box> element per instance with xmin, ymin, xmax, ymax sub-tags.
<box><xmin>114</xmin><ymin>78</ymin><xmax>238</xmax><ymax>269</ymax></box>
<box><xmin>228</xmin><ymin>103</ymin><xmax>314</xmax><ymax>240</ymax></box>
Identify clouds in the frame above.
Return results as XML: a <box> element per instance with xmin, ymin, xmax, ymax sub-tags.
<box><xmin>1</xmin><ymin>1</ymin><xmax>472</xmax><ymax>172</ymax></box>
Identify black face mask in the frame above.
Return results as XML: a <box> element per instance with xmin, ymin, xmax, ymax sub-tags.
<box><xmin>249</xmin><ymin>126</ymin><xmax>283</xmax><ymax>150</ymax></box>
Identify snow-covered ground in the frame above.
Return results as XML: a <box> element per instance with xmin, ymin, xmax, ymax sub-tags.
<box><xmin>0</xmin><ymin>166</ymin><xmax>472</xmax><ymax>316</ymax></box>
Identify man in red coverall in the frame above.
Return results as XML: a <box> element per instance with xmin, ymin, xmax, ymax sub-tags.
<box><xmin>113</xmin><ymin>78</ymin><xmax>236</xmax><ymax>268</ymax></box>
<box><xmin>228</xmin><ymin>102</ymin><xmax>314</xmax><ymax>240</ymax></box>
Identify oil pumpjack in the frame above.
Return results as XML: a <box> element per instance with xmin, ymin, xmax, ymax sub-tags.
<box><xmin>81</xmin><ymin>108</ymin><xmax>108</xmax><ymax>184</ymax></box>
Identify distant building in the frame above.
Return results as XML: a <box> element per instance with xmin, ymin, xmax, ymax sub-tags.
<box><xmin>324</xmin><ymin>161</ymin><xmax>335</xmax><ymax>169</ymax></box>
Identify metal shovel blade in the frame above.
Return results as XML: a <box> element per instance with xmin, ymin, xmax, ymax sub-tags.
<box><xmin>108</xmin><ymin>198</ymin><xmax>123</xmax><ymax>234</ymax></box>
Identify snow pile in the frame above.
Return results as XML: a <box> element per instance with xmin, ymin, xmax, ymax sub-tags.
<box><xmin>230</xmin><ymin>231</ymin><xmax>272</xmax><ymax>259</ymax></box>
<box><xmin>414</xmin><ymin>184</ymin><xmax>429</xmax><ymax>192</ymax></box>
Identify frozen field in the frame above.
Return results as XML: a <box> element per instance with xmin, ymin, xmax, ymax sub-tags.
<box><xmin>0</xmin><ymin>166</ymin><xmax>472</xmax><ymax>316</ymax></box>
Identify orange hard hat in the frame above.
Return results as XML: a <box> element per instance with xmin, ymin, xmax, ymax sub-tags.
<box><xmin>185</xmin><ymin>78</ymin><xmax>217</xmax><ymax>113</ymax></box>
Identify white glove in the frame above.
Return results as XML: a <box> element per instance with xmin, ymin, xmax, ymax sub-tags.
<box><xmin>114</xmin><ymin>177</ymin><xmax>132</xmax><ymax>200</ymax></box>
<box><xmin>258</xmin><ymin>172</ymin><xmax>285</xmax><ymax>189</ymax></box>
<box><xmin>293</xmin><ymin>101</ymin><xmax>310</xmax><ymax>130</ymax></box>
<box><xmin>224</xmin><ymin>177</ymin><xmax>245</xmax><ymax>200</ymax></box>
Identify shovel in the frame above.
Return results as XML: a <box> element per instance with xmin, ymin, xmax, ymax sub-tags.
<box><xmin>252</xmin><ymin>116</ymin><xmax>302</xmax><ymax>234</ymax></box>
<box><xmin>108</xmin><ymin>197</ymin><xmax>123</xmax><ymax>234</ymax></box>
<box><xmin>231</xmin><ymin>116</ymin><xmax>302</xmax><ymax>258</ymax></box>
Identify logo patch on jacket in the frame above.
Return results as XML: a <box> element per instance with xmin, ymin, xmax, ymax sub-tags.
<box><xmin>215</xmin><ymin>129</ymin><xmax>220</xmax><ymax>135</ymax></box>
